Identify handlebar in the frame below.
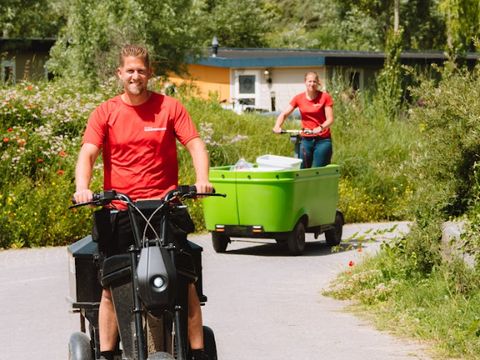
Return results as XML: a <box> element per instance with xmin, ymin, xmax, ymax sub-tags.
<box><xmin>70</xmin><ymin>186</ymin><xmax>226</xmax><ymax>209</ymax></box>
<box><xmin>277</xmin><ymin>129</ymin><xmax>314</xmax><ymax>136</ymax></box>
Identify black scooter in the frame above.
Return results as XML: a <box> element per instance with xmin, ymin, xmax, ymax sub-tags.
<box><xmin>67</xmin><ymin>186</ymin><xmax>225</xmax><ymax>360</ymax></box>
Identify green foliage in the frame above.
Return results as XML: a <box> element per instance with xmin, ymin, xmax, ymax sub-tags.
<box><xmin>325</xmin><ymin>252</ymin><xmax>480</xmax><ymax>358</ymax></box>
<box><xmin>326</xmin><ymin>64</ymin><xmax>480</xmax><ymax>359</ymax></box>
<box><xmin>439</xmin><ymin>0</ymin><xmax>480</xmax><ymax>54</ymax></box>
<box><xmin>376</xmin><ymin>29</ymin><xmax>404</xmax><ymax>120</ymax></box>
<box><xmin>265</xmin><ymin>0</ymin><xmax>446</xmax><ymax>51</ymax></box>
<box><xmin>0</xmin><ymin>0</ymin><xmax>67</xmax><ymax>38</ymax></box>
<box><xmin>193</xmin><ymin>0</ymin><xmax>274</xmax><ymax>48</ymax></box>
<box><xmin>0</xmin><ymin>79</ymin><xmax>110</xmax><ymax>248</ymax></box>
<box><xmin>47</xmin><ymin>0</ymin><xmax>199</xmax><ymax>85</ymax></box>
<box><xmin>407</xmin><ymin>66</ymin><xmax>480</xmax><ymax>218</ymax></box>
<box><xmin>331</xmin><ymin>78</ymin><xmax>417</xmax><ymax>222</ymax></box>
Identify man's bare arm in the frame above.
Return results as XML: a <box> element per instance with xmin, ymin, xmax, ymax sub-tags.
<box><xmin>74</xmin><ymin>143</ymin><xmax>101</xmax><ymax>203</ymax></box>
<box><xmin>185</xmin><ymin>137</ymin><xmax>213</xmax><ymax>193</ymax></box>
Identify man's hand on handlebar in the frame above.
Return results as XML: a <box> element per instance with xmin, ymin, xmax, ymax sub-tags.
<box><xmin>73</xmin><ymin>189</ymin><xmax>94</xmax><ymax>205</ymax></box>
<box><xmin>272</xmin><ymin>126</ymin><xmax>283</xmax><ymax>134</ymax></box>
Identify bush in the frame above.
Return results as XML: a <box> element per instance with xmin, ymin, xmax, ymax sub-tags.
<box><xmin>0</xmin><ymin>77</ymin><xmax>415</xmax><ymax>248</ymax></box>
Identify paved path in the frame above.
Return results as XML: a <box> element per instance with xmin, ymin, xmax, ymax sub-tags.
<box><xmin>0</xmin><ymin>222</ymin><xmax>431</xmax><ymax>359</ymax></box>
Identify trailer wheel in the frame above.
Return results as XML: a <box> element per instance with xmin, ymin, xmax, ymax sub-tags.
<box><xmin>287</xmin><ymin>221</ymin><xmax>305</xmax><ymax>255</ymax></box>
<box><xmin>68</xmin><ymin>332</ymin><xmax>93</xmax><ymax>360</ymax></box>
<box><xmin>212</xmin><ymin>232</ymin><xmax>230</xmax><ymax>253</ymax></box>
<box><xmin>325</xmin><ymin>211</ymin><xmax>344</xmax><ymax>246</ymax></box>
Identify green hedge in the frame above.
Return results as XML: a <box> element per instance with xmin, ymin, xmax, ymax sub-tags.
<box><xmin>0</xmin><ymin>79</ymin><xmax>416</xmax><ymax>249</ymax></box>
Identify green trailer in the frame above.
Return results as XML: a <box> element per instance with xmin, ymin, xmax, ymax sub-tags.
<box><xmin>202</xmin><ymin>164</ymin><xmax>344</xmax><ymax>255</ymax></box>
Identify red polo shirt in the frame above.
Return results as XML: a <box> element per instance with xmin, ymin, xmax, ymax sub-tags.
<box><xmin>290</xmin><ymin>91</ymin><xmax>334</xmax><ymax>138</ymax></box>
<box><xmin>83</xmin><ymin>92</ymin><xmax>199</xmax><ymax>202</ymax></box>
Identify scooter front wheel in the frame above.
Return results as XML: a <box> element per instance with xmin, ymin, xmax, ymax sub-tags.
<box><xmin>68</xmin><ymin>332</ymin><xmax>93</xmax><ymax>360</ymax></box>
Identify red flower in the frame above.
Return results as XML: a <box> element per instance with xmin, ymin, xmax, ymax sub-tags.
<box><xmin>37</xmin><ymin>158</ymin><xmax>44</xmax><ymax>163</ymax></box>
<box><xmin>7</xmin><ymin>128</ymin><xmax>13</xmax><ymax>132</ymax></box>
<box><xmin>57</xmin><ymin>169</ymin><xmax>65</xmax><ymax>176</ymax></box>
<box><xmin>3</xmin><ymin>137</ymin><xmax>9</xmax><ymax>143</ymax></box>
<box><xmin>59</xmin><ymin>150</ymin><xmax>67</xmax><ymax>157</ymax></box>
<box><xmin>25</xmin><ymin>85</ymin><xmax>33</xmax><ymax>91</ymax></box>
<box><xmin>348</xmin><ymin>260</ymin><xmax>355</xmax><ymax>267</ymax></box>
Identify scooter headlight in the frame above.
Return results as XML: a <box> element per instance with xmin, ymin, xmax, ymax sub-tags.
<box><xmin>151</xmin><ymin>275</ymin><xmax>167</xmax><ymax>292</ymax></box>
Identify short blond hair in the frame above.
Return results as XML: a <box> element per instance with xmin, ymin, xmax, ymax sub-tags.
<box><xmin>119</xmin><ymin>44</ymin><xmax>150</xmax><ymax>68</ymax></box>
<box><xmin>304</xmin><ymin>71</ymin><xmax>320</xmax><ymax>82</ymax></box>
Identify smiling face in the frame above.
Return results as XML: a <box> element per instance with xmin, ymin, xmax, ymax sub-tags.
<box><xmin>304</xmin><ymin>72</ymin><xmax>320</xmax><ymax>93</ymax></box>
<box><xmin>117</xmin><ymin>55</ymin><xmax>151</xmax><ymax>97</ymax></box>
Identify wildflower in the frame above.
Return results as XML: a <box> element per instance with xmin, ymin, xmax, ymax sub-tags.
<box><xmin>357</xmin><ymin>247</ymin><xmax>363</xmax><ymax>253</ymax></box>
<box><xmin>25</xmin><ymin>85</ymin><xmax>33</xmax><ymax>91</ymax></box>
<box><xmin>7</xmin><ymin>128</ymin><xmax>13</xmax><ymax>132</ymax></box>
<box><xmin>59</xmin><ymin>150</ymin><xmax>67</xmax><ymax>157</ymax></box>
<box><xmin>37</xmin><ymin>158</ymin><xmax>44</xmax><ymax>163</ymax></box>
<box><xmin>57</xmin><ymin>169</ymin><xmax>65</xmax><ymax>176</ymax></box>
<box><xmin>348</xmin><ymin>260</ymin><xmax>355</xmax><ymax>267</ymax></box>
<box><xmin>3</xmin><ymin>137</ymin><xmax>9</xmax><ymax>143</ymax></box>
<box><xmin>17</xmin><ymin>138</ymin><xmax>26</xmax><ymax>147</ymax></box>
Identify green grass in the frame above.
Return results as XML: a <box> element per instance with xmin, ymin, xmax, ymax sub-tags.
<box><xmin>325</xmin><ymin>244</ymin><xmax>480</xmax><ymax>359</ymax></box>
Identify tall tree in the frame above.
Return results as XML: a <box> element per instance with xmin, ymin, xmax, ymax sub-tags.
<box><xmin>0</xmin><ymin>0</ymin><xmax>67</xmax><ymax>38</ymax></box>
<box><xmin>193</xmin><ymin>0</ymin><xmax>274</xmax><ymax>48</ymax></box>
<box><xmin>439</xmin><ymin>0</ymin><xmax>480</xmax><ymax>54</ymax></box>
<box><xmin>47</xmin><ymin>0</ymin><xmax>199</xmax><ymax>85</ymax></box>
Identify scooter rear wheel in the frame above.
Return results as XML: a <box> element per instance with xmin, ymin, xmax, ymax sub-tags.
<box><xmin>148</xmin><ymin>353</ymin><xmax>175</xmax><ymax>359</ymax></box>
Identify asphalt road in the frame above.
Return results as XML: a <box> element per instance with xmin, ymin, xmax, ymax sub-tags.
<box><xmin>0</xmin><ymin>222</ymin><xmax>431</xmax><ymax>360</ymax></box>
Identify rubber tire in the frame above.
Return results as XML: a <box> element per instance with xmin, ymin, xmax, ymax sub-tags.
<box><xmin>148</xmin><ymin>353</ymin><xmax>175</xmax><ymax>359</ymax></box>
<box><xmin>287</xmin><ymin>221</ymin><xmax>306</xmax><ymax>256</ymax></box>
<box><xmin>203</xmin><ymin>326</ymin><xmax>218</xmax><ymax>360</ymax></box>
<box><xmin>325</xmin><ymin>211</ymin><xmax>344</xmax><ymax>247</ymax></box>
<box><xmin>212</xmin><ymin>232</ymin><xmax>229</xmax><ymax>253</ymax></box>
<box><xmin>68</xmin><ymin>332</ymin><xmax>93</xmax><ymax>360</ymax></box>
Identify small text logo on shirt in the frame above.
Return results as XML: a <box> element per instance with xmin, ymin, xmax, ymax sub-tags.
<box><xmin>144</xmin><ymin>127</ymin><xmax>166</xmax><ymax>132</ymax></box>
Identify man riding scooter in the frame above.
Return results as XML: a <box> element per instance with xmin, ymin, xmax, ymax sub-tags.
<box><xmin>73</xmin><ymin>44</ymin><xmax>212</xmax><ymax>360</ymax></box>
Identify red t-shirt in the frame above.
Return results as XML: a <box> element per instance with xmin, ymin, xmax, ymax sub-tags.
<box><xmin>83</xmin><ymin>92</ymin><xmax>199</xmax><ymax>202</ymax></box>
<box><xmin>290</xmin><ymin>91</ymin><xmax>334</xmax><ymax>138</ymax></box>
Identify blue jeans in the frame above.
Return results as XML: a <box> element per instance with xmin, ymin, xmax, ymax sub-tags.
<box><xmin>297</xmin><ymin>137</ymin><xmax>332</xmax><ymax>168</ymax></box>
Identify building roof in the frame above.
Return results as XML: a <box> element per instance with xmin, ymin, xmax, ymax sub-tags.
<box><xmin>0</xmin><ymin>38</ymin><xmax>56</xmax><ymax>52</ymax></box>
<box><xmin>195</xmin><ymin>47</ymin><xmax>480</xmax><ymax>68</ymax></box>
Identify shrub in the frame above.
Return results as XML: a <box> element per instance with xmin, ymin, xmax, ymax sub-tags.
<box><xmin>0</xmin><ymin>77</ymin><xmax>414</xmax><ymax>248</ymax></box>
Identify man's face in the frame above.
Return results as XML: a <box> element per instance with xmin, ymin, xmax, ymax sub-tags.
<box><xmin>117</xmin><ymin>56</ymin><xmax>151</xmax><ymax>96</ymax></box>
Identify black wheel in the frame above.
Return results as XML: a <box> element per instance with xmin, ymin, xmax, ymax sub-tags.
<box><xmin>212</xmin><ymin>232</ymin><xmax>230</xmax><ymax>253</ymax></box>
<box><xmin>325</xmin><ymin>210</ymin><xmax>344</xmax><ymax>246</ymax></box>
<box><xmin>287</xmin><ymin>221</ymin><xmax>306</xmax><ymax>255</ymax></box>
<box><xmin>274</xmin><ymin>235</ymin><xmax>287</xmax><ymax>244</ymax></box>
<box><xmin>148</xmin><ymin>353</ymin><xmax>176</xmax><ymax>359</ymax></box>
<box><xmin>203</xmin><ymin>326</ymin><xmax>218</xmax><ymax>360</ymax></box>
<box><xmin>68</xmin><ymin>332</ymin><xmax>93</xmax><ymax>360</ymax></box>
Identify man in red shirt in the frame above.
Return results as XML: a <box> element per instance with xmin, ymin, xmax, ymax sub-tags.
<box><xmin>74</xmin><ymin>44</ymin><xmax>212</xmax><ymax>360</ymax></box>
